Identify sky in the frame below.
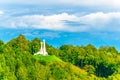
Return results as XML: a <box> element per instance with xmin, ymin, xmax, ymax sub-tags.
<box><xmin>1</xmin><ymin>0</ymin><xmax>120</xmax><ymax>51</ymax></box>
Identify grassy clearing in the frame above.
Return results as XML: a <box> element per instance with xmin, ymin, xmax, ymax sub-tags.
<box><xmin>33</xmin><ymin>55</ymin><xmax>62</xmax><ymax>62</ymax></box>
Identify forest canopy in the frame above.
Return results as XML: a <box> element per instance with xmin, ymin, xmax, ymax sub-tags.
<box><xmin>0</xmin><ymin>34</ymin><xmax>120</xmax><ymax>80</ymax></box>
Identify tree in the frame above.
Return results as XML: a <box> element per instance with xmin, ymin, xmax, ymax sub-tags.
<box><xmin>16</xmin><ymin>65</ymin><xmax>28</xmax><ymax>80</ymax></box>
<box><xmin>0</xmin><ymin>40</ymin><xmax>4</xmax><ymax>53</ymax></box>
<box><xmin>29</xmin><ymin>38</ymin><xmax>41</xmax><ymax>55</ymax></box>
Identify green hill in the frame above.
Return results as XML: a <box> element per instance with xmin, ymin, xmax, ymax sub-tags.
<box><xmin>33</xmin><ymin>55</ymin><xmax>62</xmax><ymax>62</ymax></box>
<box><xmin>33</xmin><ymin>55</ymin><xmax>97</xmax><ymax>80</ymax></box>
<box><xmin>0</xmin><ymin>34</ymin><xmax>120</xmax><ymax>80</ymax></box>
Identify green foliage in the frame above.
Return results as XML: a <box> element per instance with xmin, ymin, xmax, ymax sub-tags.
<box><xmin>0</xmin><ymin>34</ymin><xmax>120</xmax><ymax>80</ymax></box>
<box><xmin>0</xmin><ymin>40</ymin><xmax>4</xmax><ymax>46</ymax></box>
<box><xmin>29</xmin><ymin>38</ymin><xmax>41</xmax><ymax>55</ymax></box>
<box><xmin>83</xmin><ymin>65</ymin><xmax>95</xmax><ymax>75</ymax></box>
<box><xmin>0</xmin><ymin>40</ymin><xmax>4</xmax><ymax>53</ymax></box>
<box><xmin>59</xmin><ymin>44</ymin><xmax>120</xmax><ymax>78</ymax></box>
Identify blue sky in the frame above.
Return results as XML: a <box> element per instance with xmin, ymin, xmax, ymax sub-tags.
<box><xmin>1</xmin><ymin>0</ymin><xmax>120</xmax><ymax>51</ymax></box>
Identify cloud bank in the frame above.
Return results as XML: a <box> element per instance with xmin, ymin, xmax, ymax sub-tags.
<box><xmin>1</xmin><ymin>13</ymin><xmax>80</xmax><ymax>31</ymax></box>
<box><xmin>79</xmin><ymin>12</ymin><xmax>120</xmax><ymax>31</ymax></box>
<box><xmin>1</xmin><ymin>12</ymin><xmax>120</xmax><ymax>32</ymax></box>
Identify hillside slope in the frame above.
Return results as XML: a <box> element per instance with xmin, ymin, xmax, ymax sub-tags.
<box><xmin>33</xmin><ymin>55</ymin><xmax>97</xmax><ymax>80</ymax></box>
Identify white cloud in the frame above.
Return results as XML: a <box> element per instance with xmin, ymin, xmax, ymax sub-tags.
<box><xmin>79</xmin><ymin>12</ymin><xmax>120</xmax><ymax>31</ymax></box>
<box><xmin>2</xmin><ymin>12</ymin><xmax>120</xmax><ymax>32</ymax></box>
<box><xmin>1</xmin><ymin>13</ymin><xmax>80</xmax><ymax>31</ymax></box>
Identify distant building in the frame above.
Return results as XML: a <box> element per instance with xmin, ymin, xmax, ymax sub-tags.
<box><xmin>34</xmin><ymin>40</ymin><xmax>48</xmax><ymax>56</ymax></box>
